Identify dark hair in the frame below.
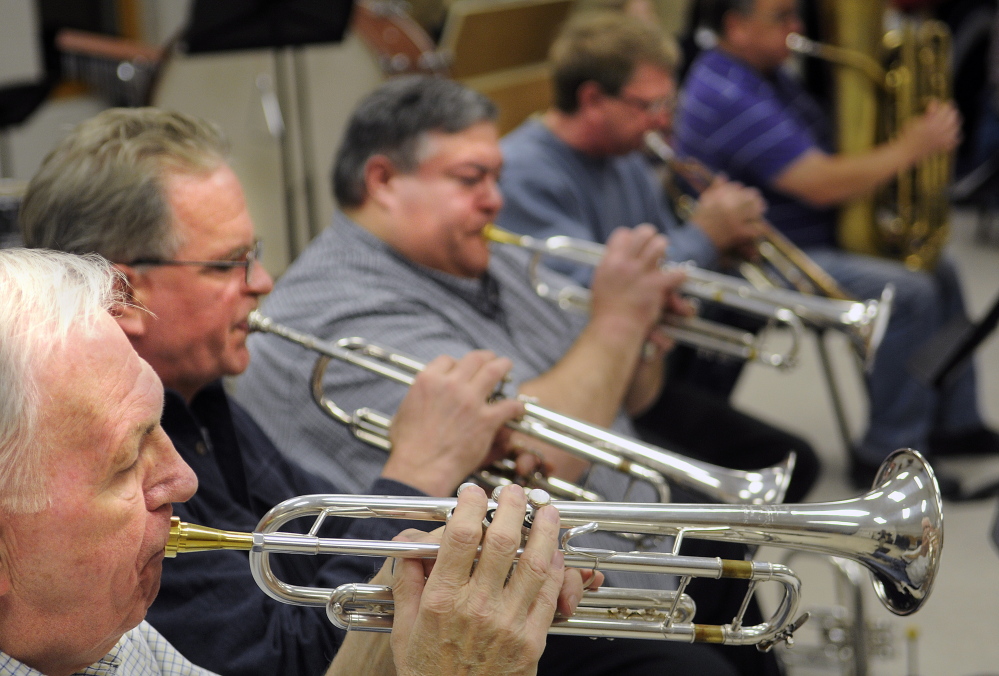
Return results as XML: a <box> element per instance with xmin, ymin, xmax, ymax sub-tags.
<box><xmin>332</xmin><ymin>75</ymin><xmax>498</xmax><ymax>208</ymax></box>
<box><xmin>549</xmin><ymin>12</ymin><xmax>679</xmax><ymax>114</ymax></box>
<box><xmin>698</xmin><ymin>0</ymin><xmax>756</xmax><ymax>35</ymax></box>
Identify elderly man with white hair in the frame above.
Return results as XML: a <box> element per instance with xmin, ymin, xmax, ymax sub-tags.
<box><xmin>0</xmin><ymin>248</ymin><xmax>582</xmax><ymax>676</ymax></box>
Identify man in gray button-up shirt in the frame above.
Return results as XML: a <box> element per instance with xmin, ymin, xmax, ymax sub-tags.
<box><xmin>238</xmin><ymin>75</ymin><xmax>780</xmax><ymax>676</ymax></box>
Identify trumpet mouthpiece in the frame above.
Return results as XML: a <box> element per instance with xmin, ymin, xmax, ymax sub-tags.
<box><xmin>482</xmin><ymin>223</ymin><xmax>523</xmax><ymax>246</ymax></box>
<box><xmin>165</xmin><ymin>516</ymin><xmax>254</xmax><ymax>557</ymax></box>
<box><xmin>786</xmin><ymin>33</ymin><xmax>813</xmax><ymax>53</ymax></box>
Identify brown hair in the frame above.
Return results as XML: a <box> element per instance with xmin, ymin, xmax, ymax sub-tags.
<box><xmin>550</xmin><ymin>12</ymin><xmax>680</xmax><ymax>113</ymax></box>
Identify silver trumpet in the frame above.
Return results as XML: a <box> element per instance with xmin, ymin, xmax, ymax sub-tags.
<box><xmin>165</xmin><ymin>449</ymin><xmax>942</xmax><ymax>647</ymax></box>
<box><xmin>483</xmin><ymin>224</ymin><xmax>894</xmax><ymax>372</ymax></box>
<box><xmin>248</xmin><ymin>311</ymin><xmax>796</xmax><ymax>507</ymax></box>
<box><xmin>485</xmin><ymin>223</ymin><xmax>803</xmax><ymax>371</ymax></box>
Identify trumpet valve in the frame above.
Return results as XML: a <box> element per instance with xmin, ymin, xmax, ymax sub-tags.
<box><xmin>478</xmin><ymin>485</ymin><xmax>552</xmax><ymax>535</ymax></box>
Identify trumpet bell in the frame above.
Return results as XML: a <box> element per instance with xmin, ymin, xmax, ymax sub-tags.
<box><xmin>861</xmin><ymin>448</ymin><xmax>943</xmax><ymax>615</ymax></box>
<box><xmin>548</xmin><ymin>448</ymin><xmax>943</xmax><ymax>617</ymax></box>
<box><xmin>853</xmin><ymin>284</ymin><xmax>895</xmax><ymax>372</ymax></box>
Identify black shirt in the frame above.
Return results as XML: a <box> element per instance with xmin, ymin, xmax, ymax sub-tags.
<box><xmin>146</xmin><ymin>382</ymin><xmax>424</xmax><ymax>676</ymax></box>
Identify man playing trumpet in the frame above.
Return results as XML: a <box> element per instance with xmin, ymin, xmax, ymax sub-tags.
<box><xmin>18</xmin><ymin>108</ymin><xmax>558</xmax><ymax>675</ymax></box>
<box><xmin>494</xmin><ymin>11</ymin><xmax>820</xmax><ymax>504</ymax></box>
<box><xmin>0</xmin><ymin>248</ymin><xmax>584</xmax><ymax>676</ymax></box>
<box><xmin>239</xmin><ymin>74</ymin><xmax>759</xmax><ymax>676</ymax></box>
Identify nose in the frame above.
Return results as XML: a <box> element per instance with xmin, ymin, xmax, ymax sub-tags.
<box><xmin>246</xmin><ymin>259</ymin><xmax>274</xmax><ymax>295</ymax></box>
<box><xmin>481</xmin><ymin>176</ymin><xmax>503</xmax><ymax>214</ymax></box>
<box><xmin>147</xmin><ymin>434</ymin><xmax>199</xmax><ymax>511</ymax></box>
<box><xmin>650</xmin><ymin>106</ymin><xmax>672</xmax><ymax>132</ymax></box>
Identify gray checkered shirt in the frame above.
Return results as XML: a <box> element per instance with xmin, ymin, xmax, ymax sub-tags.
<box><xmin>237</xmin><ymin>212</ymin><xmax>673</xmax><ymax>590</ymax></box>
<box><xmin>0</xmin><ymin>622</ymin><xmax>217</xmax><ymax>676</ymax></box>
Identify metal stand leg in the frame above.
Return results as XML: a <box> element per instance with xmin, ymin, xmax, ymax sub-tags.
<box><xmin>815</xmin><ymin>329</ymin><xmax>855</xmax><ymax>454</ymax></box>
<box><xmin>0</xmin><ymin>130</ymin><xmax>12</xmax><ymax>178</ymax></box>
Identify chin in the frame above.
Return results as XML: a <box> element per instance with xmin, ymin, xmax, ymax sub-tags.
<box><xmin>224</xmin><ymin>350</ymin><xmax>252</xmax><ymax>377</ymax></box>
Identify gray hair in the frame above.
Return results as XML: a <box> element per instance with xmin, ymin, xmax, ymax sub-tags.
<box><xmin>20</xmin><ymin>107</ymin><xmax>230</xmax><ymax>262</ymax></box>
<box><xmin>332</xmin><ymin>75</ymin><xmax>498</xmax><ymax>208</ymax></box>
<box><xmin>0</xmin><ymin>248</ymin><xmax>125</xmax><ymax>513</ymax></box>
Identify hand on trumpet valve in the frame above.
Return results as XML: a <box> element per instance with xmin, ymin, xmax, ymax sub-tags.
<box><xmin>383</xmin><ymin>350</ymin><xmax>526</xmax><ymax>497</ymax></box>
<box><xmin>590</xmin><ymin>225</ymin><xmax>691</xmax><ymax>339</ymax></box>
<box><xmin>689</xmin><ymin>177</ymin><xmax>767</xmax><ymax>260</ymax></box>
<box><xmin>499</xmin><ymin>438</ymin><xmax>556</xmax><ymax>478</ymax></box>
<box><xmin>388</xmin><ymin>483</ymin><xmax>601</xmax><ymax>676</ymax></box>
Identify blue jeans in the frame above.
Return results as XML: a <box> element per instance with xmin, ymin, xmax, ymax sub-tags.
<box><xmin>805</xmin><ymin>248</ymin><xmax>982</xmax><ymax>462</ymax></box>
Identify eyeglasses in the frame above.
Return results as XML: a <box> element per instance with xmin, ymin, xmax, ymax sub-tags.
<box><xmin>127</xmin><ymin>240</ymin><xmax>263</xmax><ymax>285</ymax></box>
<box><xmin>614</xmin><ymin>92</ymin><xmax>676</xmax><ymax>116</ymax></box>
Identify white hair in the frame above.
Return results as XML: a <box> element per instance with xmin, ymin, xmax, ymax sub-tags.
<box><xmin>0</xmin><ymin>248</ymin><xmax>124</xmax><ymax>513</ymax></box>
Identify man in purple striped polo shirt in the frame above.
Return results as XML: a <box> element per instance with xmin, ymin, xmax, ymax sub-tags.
<box><xmin>675</xmin><ymin>0</ymin><xmax>996</xmax><ymax>490</ymax></box>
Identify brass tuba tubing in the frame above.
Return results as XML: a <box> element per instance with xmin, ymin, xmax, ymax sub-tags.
<box><xmin>786</xmin><ymin>32</ymin><xmax>888</xmax><ymax>87</ymax></box>
<box><xmin>248</xmin><ymin>311</ymin><xmax>796</xmax><ymax>506</ymax></box>
<box><xmin>786</xmin><ymin>23</ymin><xmax>954</xmax><ymax>271</ymax></box>
<box><xmin>483</xmin><ymin>223</ymin><xmax>894</xmax><ymax>373</ymax></box>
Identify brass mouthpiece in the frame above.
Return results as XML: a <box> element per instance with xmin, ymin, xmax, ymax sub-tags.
<box><xmin>165</xmin><ymin>516</ymin><xmax>254</xmax><ymax>558</ymax></box>
<box><xmin>481</xmin><ymin>223</ymin><xmax>524</xmax><ymax>246</ymax></box>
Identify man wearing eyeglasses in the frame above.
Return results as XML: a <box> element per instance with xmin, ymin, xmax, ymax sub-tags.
<box><xmin>495</xmin><ymin>12</ymin><xmax>820</xmax><ymax>502</ymax></box>
<box><xmin>498</xmin><ymin>11</ymin><xmax>766</xmax><ymax>280</ymax></box>
<box><xmin>674</xmin><ymin>0</ymin><xmax>995</xmax><ymax>491</ymax></box>
<box><xmin>18</xmin><ymin>107</ymin><xmax>531</xmax><ymax>675</ymax></box>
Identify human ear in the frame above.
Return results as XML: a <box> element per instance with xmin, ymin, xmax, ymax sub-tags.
<box><xmin>577</xmin><ymin>80</ymin><xmax>604</xmax><ymax>112</ymax></box>
<box><xmin>364</xmin><ymin>155</ymin><xmax>400</xmax><ymax>209</ymax></box>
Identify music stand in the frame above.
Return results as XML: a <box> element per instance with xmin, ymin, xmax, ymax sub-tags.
<box><xmin>183</xmin><ymin>0</ymin><xmax>354</xmax><ymax>53</ymax></box>
<box><xmin>908</xmin><ymin>287</ymin><xmax>999</xmax><ymax>389</ymax></box>
<box><xmin>992</xmin><ymin>497</ymin><xmax>999</xmax><ymax>554</ymax></box>
<box><xmin>181</xmin><ymin>0</ymin><xmax>355</xmax><ymax>259</ymax></box>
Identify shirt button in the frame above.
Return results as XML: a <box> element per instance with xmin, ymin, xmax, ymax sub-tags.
<box><xmin>195</xmin><ymin>441</ymin><xmax>209</xmax><ymax>456</ymax></box>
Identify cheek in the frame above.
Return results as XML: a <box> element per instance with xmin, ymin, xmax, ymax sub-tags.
<box><xmin>13</xmin><ymin>507</ymin><xmax>148</xmax><ymax>616</ymax></box>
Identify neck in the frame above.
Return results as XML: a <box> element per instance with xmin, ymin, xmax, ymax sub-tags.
<box><xmin>343</xmin><ymin>204</ymin><xmax>393</xmax><ymax>245</ymax></box>
<box><xmin>154</xmin><ymin>371</ymin><xmax>209</xmax><ymax>404</ymax></box>
<box><xmin>716</xmin><ymin>39</ymin><xmax>777</xmax><ymax>75</ymax></box>
<box><xmin>542</xmin><ymin>109</ymin><xmax>610</xmax><ymax>157</ymax></box>
<box><xmin>0</xmin><ymin>621</ymin><xmax>112</xmax><ymax>676</ymax></box>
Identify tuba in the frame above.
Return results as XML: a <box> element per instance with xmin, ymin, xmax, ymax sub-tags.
<box><xmin>788</xmin><ymin>0</ymin><xmax>953</xmax><ymax>270</ymax></box>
